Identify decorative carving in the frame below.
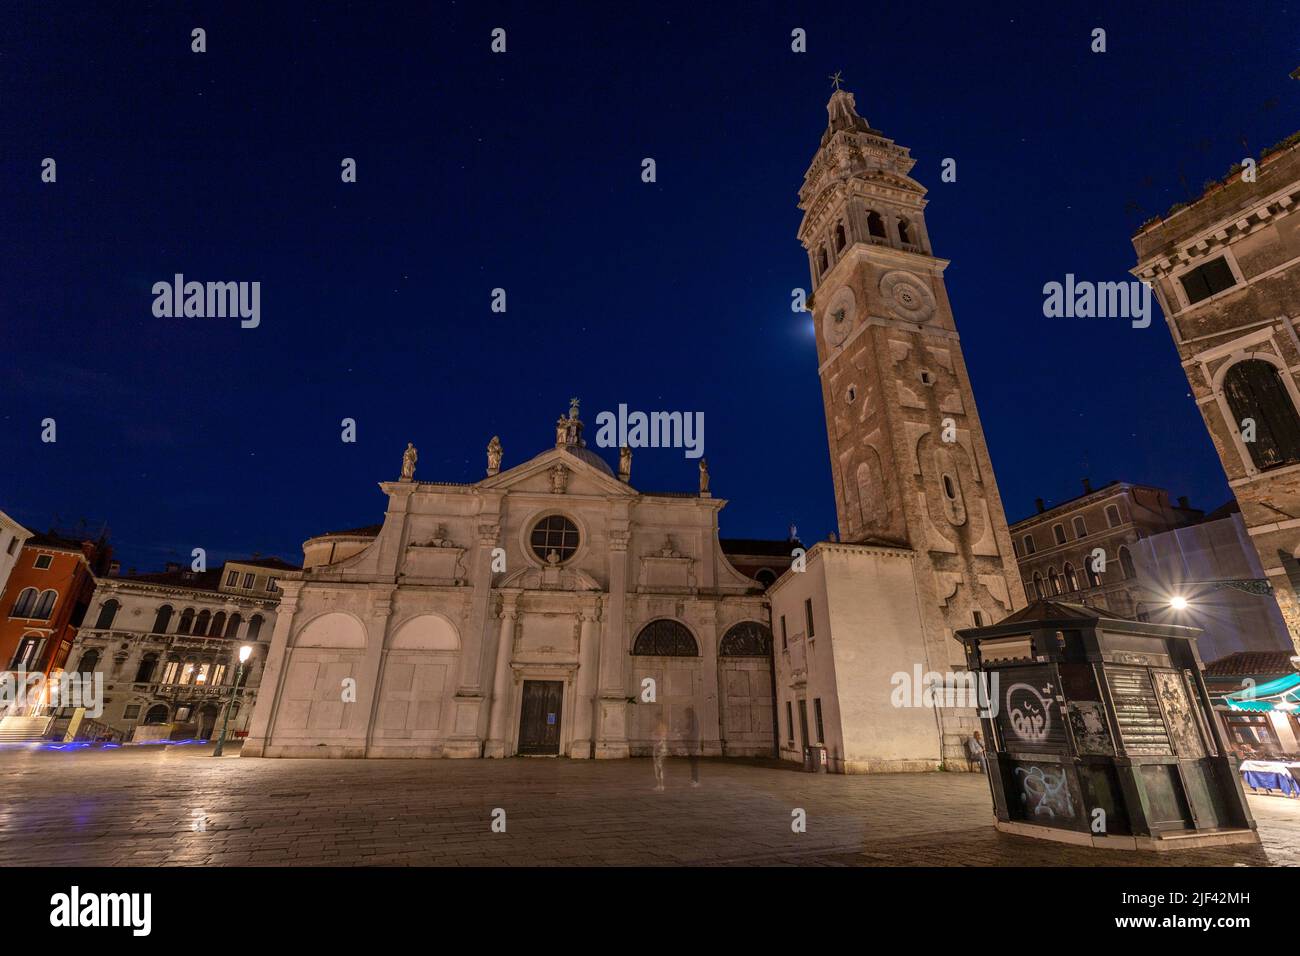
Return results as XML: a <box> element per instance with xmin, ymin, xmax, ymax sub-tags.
<box><xmin>879</xmin><ymin>270</ymin><xmax>936</xmax><ymax>324</ymax></box>
<box><xmin>618</xmin><ymin>446</ymin><xmax>632</xmax><ymax>483</ymax></box>
<box><xmin>699</xmin><ymin>458</ymin><xmax>711</xmax><ymax>496</ymax></box>
<box><xmin>400</xmin><ymin>442</ymin><xmax>418</xmax><ymax>481</ymax></box>
<box><xmin>486</xmin><ymin>436</ymin><xmax>502</xmax><ymax>476</ymax></box>
<box><xmin>549</xmin><ymin>462</ymin><xmax>570</xmax><ymax>494</ymax></box>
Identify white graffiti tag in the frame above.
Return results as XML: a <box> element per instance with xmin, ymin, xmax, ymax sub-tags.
<box><xmin>1005</xmin><ymin>682</ymin><xmax>1051</xmax><ymax>743</ymax></box>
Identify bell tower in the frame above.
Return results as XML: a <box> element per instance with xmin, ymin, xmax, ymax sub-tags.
<box><xmin>797</xmin><ymin>81</ymin><xmax>1025</xmax><ymax>664</ymax></box>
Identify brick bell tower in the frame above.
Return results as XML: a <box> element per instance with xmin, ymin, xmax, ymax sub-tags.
<box><xmin>797</xmin><ymin>80</ymin><xmax>1026</xmax><ymax>672</ymax></box>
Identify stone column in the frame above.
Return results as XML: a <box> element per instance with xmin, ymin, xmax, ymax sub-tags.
<box><xmin>596</xmin><ymin>526</ymin><xmax>631</xmax><ymax>758</ymax></box>
<box><xmin>483</xmin><ymin>594</ymin><xmax>519</xmax><ymax>758</ymax></box>
<box><xmin>239</xmin><ymin>583</ymin><xmax>301</xmax><ymax>757</ymax></box>
<box><xmin>697</xmin><ymin>608</ymin><xmax>722</xmax><ymax>757</ymax></box>
<box><xmin>570</xmin><ymin>603</ymin><xmax>601</xmax><ymax>759</ymax></box>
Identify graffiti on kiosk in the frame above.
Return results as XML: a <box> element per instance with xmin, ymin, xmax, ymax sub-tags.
<box><xmin>1005</xmin><ymin>681</ymin><xmax>1053</xmax><ymax>743</ymax></box>
<box><xmin>1015</xmin><ymin>764</ymin><xmax>1076</xmax><ymax>820</ymax></box>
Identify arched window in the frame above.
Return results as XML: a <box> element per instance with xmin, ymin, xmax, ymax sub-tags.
<box><xmin>1072</xmin><ymin>516</ymin><xmax>1088</xmax><ymax>539</ymax></box>
<box><xmin>152</xmin><ymin>605</ymin><xmax>173</xmax><ymax>634</ymax></box>
<box><xmin>94</xmin><ymin>600</ymin><xmax>119</xmax><ymax>630</ymax></box>
<box><xmin>134</xmin><ymin>652</ymin><xmax>159</xmax><ymax>683</ymax></box>
<box><xmin>194</xmin><ymin>610</ymin><xmax>211</xmax><ymax>636</ymax></box>
<box><xmin>76</xmin><ymin>649</ymin><xmax>100</xmax><ymax>675</ymax></box>
<box><xmin>143</xmin><ymin>704</ymin><xmax>169</xmax><ymax>725</ymax></box>
<box><xmin>1053</xmin><ymin>524</ymin><xmax>1067</xmax><ymax>545</ymax></box>
<box><xmin>1223</xmin><ymin>359</ymin><xmax>1300</xmax><ymax>471</ymax></box>
<box><xmin>247</xmin><ymin>614</ymin><xmax>263</xmax><ymax>641</ymax></box>
<box><xmin>631</xmin><ymin>619</ymin><xmax>698</xmax><ymax>656</ymax></box>
<box><xmin>1022</xmin><ymin>534</ymin><xmax>1036</xmax><ymax>555</ymax></box>
<box><xmin>1119</xmin><ymin>546</ymin><xmax>1137</xmax><ymax>580</ymax></box>
<box><xmin>942</xmin><ymin>474</ymin><xmax>957</xmax><ymax>500</ymax></box>
<box><xmin>160</xmin><ymin>657</ymin><xmax>181</xmax><ymax>684</ymax></box>
<box><xmin>1084</xmin><ymin>557</ymin><xmax>1103</xmax><ymax>588</ymax></box>
<box><xmin>1032</xmin><ymin>573</ymin><xmax>1045</xmax><ymax>600</ymax></box>
<box><xmin>10</xmin><ymin>587</ymin><xmax>37</xmax><ymax>618</ymax></box>
<box><xmin>1064</xmin><ymin>563</ymin><xmax>1078</xmax><ymax>592</ymax></box>
<box><xmin>897</xmin><ymin>217</ymin><xmax>912</xmax><ymax>244</ymax></box>
<box><xmin>1105</xmin><ymin>505</ymin><xmax>1122</xmax><ymax>528</ymax></box>
<box><xmin>32</xmin><ymin>590</ymin><xmax>57</xmax><ymax>620</ymax></box>
<box><xmin>719</xmin><ymin>621</ymin><xmax>774</xmax><ymax>657</ymax></box>
<box><xmin>818</xmin><ymin>247</ymin><xmax>828</xmax><ymax>272</ymax></box>
<box><xmin>225</xmin><ymin>613</ymin><xmax>242</xmax><ymax>638</ymax></box>
<box><xmin>1048</xmin><ymin>569</ymin><xmax>1062</xmax><ymax>595</ymax></box>
<box><xmin>210</xmin><ymin>612</ymin><xmax>226</xmax><ymax>638</ymax></box>
<box><xmin>754</xmin><ymin>570</ymin><xmax>777</xmax><ymax>589</ymax></box>
<box><xmin>834</xmin><ymin>221</ymin><xmax>846</xmax><ymax>251</ymax></box>
<box><xmin>867</xmin><ymin>211</ymin><xmax>886</xmax><ymax>239</ymax></box>
<box><xmin>177</xmin><ymin>609</ymin><xmax>195</xmax><ymax>635</ymax></box>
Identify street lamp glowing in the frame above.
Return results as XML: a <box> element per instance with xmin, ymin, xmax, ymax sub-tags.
<box><xmin>1169</xmin><ymin>596</ymin><xmax>1189</xmax><ymax>610</ymax></box>
<box><xmin>238</xmin><ymin>644</ymin><xmax>252</xmax><ymax>663</ymax></box>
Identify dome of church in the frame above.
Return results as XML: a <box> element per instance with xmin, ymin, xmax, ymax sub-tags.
<box><xmin>563</xmin><ymin>444</ymin><xmax>614</xmax><ymax>477</ymax></box>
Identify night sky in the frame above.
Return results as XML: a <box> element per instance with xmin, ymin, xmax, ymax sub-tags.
<box><xmin>4</xmin><ymin>2</ymin><xmax>1298</xmax><ymax>572</ymax></box>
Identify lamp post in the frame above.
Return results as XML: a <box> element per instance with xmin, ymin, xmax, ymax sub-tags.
<box><xmin>213</xmin><ymin>644</ymin><xmax>253</xmax><ymax>757</ymax></box>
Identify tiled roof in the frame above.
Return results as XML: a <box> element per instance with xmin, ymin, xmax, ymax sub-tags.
<box><xmin>227</xmin><ymin>556</ymin><xmax>300</xmax><ymax>571</ymax></box>
<box><xmin>1204</xmin><ymin>651</ymin><xmax>1297</xmax><ymax>678</ymax></box>
<box><xmin>116</xmin><ymin>568</ymin><xmax>224</xmax><ymax>592</ymax></box>
<box><xmin>320</xmin><ymin>524</ymin><xmax>382</xmax><ymax>538</ymax></box>
<box><xmin>720</xmin><ymin>538</ymin><xmax>802</xmax><ymax>556</ymax></box>
<box><xmin>26</xmin><ymin>530</ymin><xmax>90</xmax><ymax>551</ymax></box>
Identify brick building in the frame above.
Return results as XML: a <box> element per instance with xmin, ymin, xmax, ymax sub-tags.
<box><xmin>1132</xmin><ymin>132</ymin><xmax>1300</xmax><ymax>653</ymax></box>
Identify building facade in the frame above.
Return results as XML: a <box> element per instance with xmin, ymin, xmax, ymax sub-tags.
<box><xmin>1012</xmin><ymin>482</ymin><xmax>1292</xmax><ymax>664</ymax></box>
<box><xmin>0</xmin><ymin>511</ymin><xmax>33</xmax><ymax>601</ymax></box>
<box><xmin>67</xmin><ymin>558</ymin><xmax>295</xmax><ymax>741</ymax></box>
<box><xmin>1012</xmin><ymin>481</ymin><xmax>1202</xmax><ymax>618</ymax></box>
<box><xmin>1132</xmin><ymin>134</ymin><xmax>1300</xmax><ymax>653</ymax></box>
<box><xmin>0</xmin><ymin>532</ymin><xmax>108</xmax><ymax>717</ymax></box>
<box><xmin>769</xmin><ymin>85</ymin><xmax>1026</xmax><ymax>771</ymax></box>
<box><xmin>244</xmin><ymin>405</ymin><xmax>779</xmax><ymax>760</ymax></box>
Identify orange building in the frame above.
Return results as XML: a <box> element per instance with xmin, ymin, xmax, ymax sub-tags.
<box><xmin>0</xmin><ymin>531</ymin><xmax>109</xmax><ymax>713</ymax></box>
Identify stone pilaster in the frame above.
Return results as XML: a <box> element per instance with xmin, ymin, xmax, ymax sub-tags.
<box><xmin>570</xmin><ymin>603</ymin><xmax>601</xmax><ymax>758</ymax></box>
<box><xmin>483</xmin><ymin>594</ymin><xmax>519</xmax><ymax>758</ymax></box>
<box><xmin>239</xmin><ymin>582</ymin><xmax>301</xmax><ymax>757</ymax></box>
<box><xmin>596</xmin><ymin>525</ymin><xmax>630</xmax><ymax>758</ymax></box>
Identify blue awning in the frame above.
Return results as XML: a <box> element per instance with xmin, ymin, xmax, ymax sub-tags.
<box><xmin>1219</xmin><ymin>672</ymin><xmax>1300</xmax><ymax>712</ymax></box>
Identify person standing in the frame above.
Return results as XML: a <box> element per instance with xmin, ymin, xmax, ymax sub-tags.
<box><xmin>685</xmin><ymin>705</ymin><xmax>700</xmax><ymax>787</ymax></box>
<box><xmin>652</xmin><ymin>717</ymin><xmax>668</xmax><ymax>792</ymax></box>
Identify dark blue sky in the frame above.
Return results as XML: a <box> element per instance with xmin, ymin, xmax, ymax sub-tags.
<box><xmin>3</xmin><ymin>2</ymin><xmax>1298</xmax><ymax>571</ymax></box>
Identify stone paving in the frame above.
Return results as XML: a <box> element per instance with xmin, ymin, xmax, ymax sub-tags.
<box><xmin>0</xmin><ymin>741</ymin><xmax>1292</xmax><ymax>866</ymax></box>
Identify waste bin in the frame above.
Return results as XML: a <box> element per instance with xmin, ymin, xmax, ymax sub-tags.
<box><xmin>803</xmin><ymin>745</ymin><xmax>827</xmax><ymax>772</ymax></box>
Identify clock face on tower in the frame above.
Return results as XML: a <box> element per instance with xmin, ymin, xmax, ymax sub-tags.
<box><xmin>822</xmin><ymin>286</ymin><xmax>857</xmax><ymax>347</ymax></box>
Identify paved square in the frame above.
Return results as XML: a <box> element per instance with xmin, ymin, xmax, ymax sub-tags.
<box><xmin>0</xmin><ymin>742</ymin><xmax>1291</xmax><ymax>866</ymax></box>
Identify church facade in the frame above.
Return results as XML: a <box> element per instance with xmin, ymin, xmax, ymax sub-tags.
<box><xmin>242</xmin><ymin>405</ymin><xmax>778</xmax><ymax>759</ymax></box>
<box><xmin>244</xmin><ymin>84</ymin><xmax>1024</xmax><ymax>767</ymax></box>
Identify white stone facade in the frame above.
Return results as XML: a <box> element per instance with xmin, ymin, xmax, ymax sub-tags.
<box><xmin>0</xmin><ymin>510</ymin><xmax>32</xmax><ymax>605</ymax></box>
<box><xmin>243</xmin><ymin>407</ymin><xmax>775</xmax><ymax>759</ymax></box>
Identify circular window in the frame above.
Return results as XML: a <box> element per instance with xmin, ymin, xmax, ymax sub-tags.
<box><xmin>530</xmin><ymin>515</ymin><xmax>580</xmax><ymax>564</ymax></box>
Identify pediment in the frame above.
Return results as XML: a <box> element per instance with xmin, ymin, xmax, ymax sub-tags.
<box><xmin>479</xmin><ymin>447</ymin><xmax>635</xmax><ymax>498</ymax></box>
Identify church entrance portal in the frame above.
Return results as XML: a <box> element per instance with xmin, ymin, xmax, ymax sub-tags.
<box><xmin>518</xmin><ymin>680</ymin><xmax>564</xmax><ymax>755</ymax></box>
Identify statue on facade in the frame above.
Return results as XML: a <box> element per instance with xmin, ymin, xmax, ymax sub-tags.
<box><xmin>486</xmin><ymin>435</ymin><xmax>503</xmax><ymax>476</ymax></box>
<box><xmin>549</xmin><ymin>462</ymin><xmax>570</xmax><ymax>494</ymax></box>
<box><xmin>698</xmin><ymin>458</ymin><xmax>710</xmax><ymax>496</ymax></box>
<box><xmin>618</xmin><ymin>446</ymin><xmax>632</xmax><ymax>483</ymax></box>
<box><xmin>400</xmin><ymin>442</ymin><xmax>418</xmax><ymax>481</ymax></box>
